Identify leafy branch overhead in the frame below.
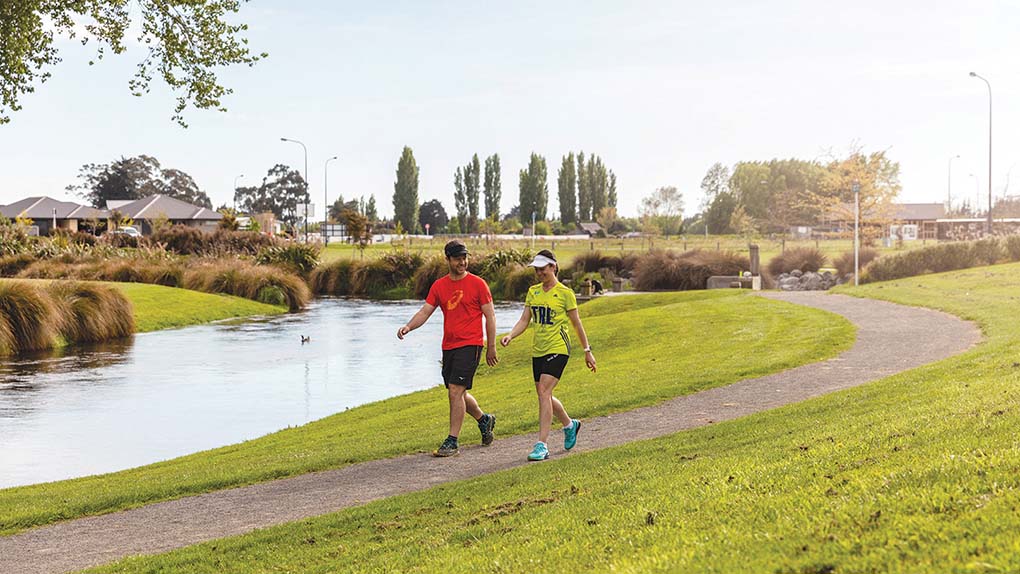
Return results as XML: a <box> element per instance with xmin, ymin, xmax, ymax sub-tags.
<box><xmin>0</xmin><ymin>0</ymin><xmax>266</xmax><ymax>126</ymax></box>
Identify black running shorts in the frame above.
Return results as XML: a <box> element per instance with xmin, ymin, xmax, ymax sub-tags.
<box><xmin>442</xmin><ymin>345</ymin><xmax>483</xmax><ymax>389</ymax></box>
<box><xmin>532</xmin><ymin>353</ymin><xmax>569</xmax><ymax>382</ymax></box>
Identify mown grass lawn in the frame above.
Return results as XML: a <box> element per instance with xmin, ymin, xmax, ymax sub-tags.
<box><xmin>87</xmin><ymin>263</ymin><xmax>1020</xmax><ymax>574</ymax></box>
<box><xmin>110</xmin><ymin>282</ymin><xmax>286</xmax><ymax>332</ymax></box>
<box><xmin>0</xmin><ymin>290</ymin><xmax>852</xmax><ymax>536</ymax></box>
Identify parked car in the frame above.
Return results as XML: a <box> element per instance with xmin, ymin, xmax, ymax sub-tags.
<box><xmin>111</xmin><ymin>226</ymin><xmax>141</xmax><ymax>237</ymax></box>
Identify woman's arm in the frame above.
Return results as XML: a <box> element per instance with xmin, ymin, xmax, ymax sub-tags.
<box><xmin>567</xmin><ymin>308</ymin><xmax>596</xmax><ymax>372</ymax></box>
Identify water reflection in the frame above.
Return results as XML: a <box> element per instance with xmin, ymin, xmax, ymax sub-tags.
<box><xmin>0</xmin><ymin>299</ymin><xmax>522</xmax><ymax>488</ymax></box>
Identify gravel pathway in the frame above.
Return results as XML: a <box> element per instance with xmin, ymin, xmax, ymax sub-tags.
<box><xmin>0</xmin><ymin>292</ymin><xmax>981</xmax><ymax>574</ymax></box>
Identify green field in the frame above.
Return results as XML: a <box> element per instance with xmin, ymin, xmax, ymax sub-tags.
<box><xmin>88</xmin><ymin>263</ymin><xmax>1020</xmax><ymax>574</ymax></box>
<box><xmin>322</xmin><ymin>235</ymin><xmax>934</xmax><ymax>267</ymax></box>
<box><xmin>111</xmin><ymin>282</ymin><xmax>287</xmax><ymax>332</ymax></box>
<box><xmin>0</xmin><ymin>290</ymin><xmax>852</xmax><ymax>536</ymax></box>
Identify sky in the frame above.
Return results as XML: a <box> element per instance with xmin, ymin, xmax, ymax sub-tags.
<box><xmin>1</xmin><ymin>1</ymin><xmax>1018</xmax><ymax>220</ymax></box>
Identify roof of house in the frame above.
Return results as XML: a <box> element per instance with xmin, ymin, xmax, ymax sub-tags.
<box><xmin>894</xmin><ymin>203</ymin><xmax>945</xmax><ymax>221</ymax></box>
<box><xmin>0</xmin><ymin>196</ymin><xmax>109</xmax><ymax>220</ymax></box>
<box><xmin>579</xmin><ymin>222</ymin><xmax>603</xmax><ymax>234</ymax></box>
<box><xmin>112</xmin><ymin>195</ymin><xmax>221</xmax><ymax>220</ymax></box>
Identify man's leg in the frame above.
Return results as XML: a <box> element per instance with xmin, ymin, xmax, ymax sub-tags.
<box><xmin>464</xmin><ymin>392</ymin><xmax>484</xmax><ymax>421</ymax></box>
<box><xmin>448</xmin><ymin>384</ymin><xmax>468</xmax><ymax>438</ymax></box>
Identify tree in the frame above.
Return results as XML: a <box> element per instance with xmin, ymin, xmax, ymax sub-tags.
<box><xmin>419</xmin><ymin>199</ymin><xmax>449</xmax><ymax>233</ymax></box>
<box><xmin>343</xmin><ymin>208</ymin><xmax>370</xmax><ymax>255</ymax></box>
<box><xmin>596</xmin><ymin>207</ymin><xmax>617</xmax><ymax>237</ymax></box>
<box><xmin>1</xmin><ymin>2</ymin><xmax>266</xmax><ymax>126</ymax></box>
<box><xmin>518</xmin><ymin>153</ymin><xmax>548</xmax><ymax>224</ymax></box>
<box><xmin>700</xmin><ymin>163</ymin><xmax>730</xmax><ymax>210</ymax></box>
<box><xmin>557</xmin><ymin>152</ymin><xmax>577</xmax><ymax>225</ymax></box>
<box><xmin>608</xmin><ymin>171</ymin><xmax>618</xmax><ymax>208</ymax></box>
<box><xmin>392</xmin><ymin>146</ymin><xmax>419</xmax><ymax>234</ymax></box>
<box><xmin>640</xmin><ymin>186</ymin><xmax>684</xmax><ymax>237</ymax></box>
<box><xmin>233</xmin><ymin>164</ymin><xmax>308</xmax><ymax>231</ymax></box>
<box><xmin>483</xmin><ymin>154</ymin><xmax>502</xmax><ymax>220</ymax></box>
<box><xmin>69</xmin><ymin>155</ymin><xmax>212</xmax><ymax>208</ymax></box>
<box><xmin>809</xmin><ymin>149</ymin><xmax>900</xmax><ymax>236</ymax></box>
<box><xmin>704</xmin><ymin>192</ymin><xmax>737</xmax><ymax>234</ymax></box>
<box><xmin>365</xmin><ymin>195</ymin><xmax>378</xmax><ymax>222</ymax></box>
<box><xmin>589</xmin><ymin>155</ymin><xmax>609</xmax><ymax>216</ymax></box>
<box><xmin>453</xmin><ymin>167</ymin><xmax>467</xmax><ymax>228</ymax></box>
<box><xmin>465</xmin><ymin>154</ymin><xmax>481</xmax><ymax>232</ymax></box>
<box><xmin>577</xmin><ymin>152</ymin><xmax>590</xmax><ymax>221</ymax></box>
<box><xmin>329</xmin><ymin>195</ymin><xmax>361</xmax><ymax>224</ymax></box>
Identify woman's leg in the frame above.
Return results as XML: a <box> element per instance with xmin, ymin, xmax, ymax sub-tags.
<box><xmin>551</xmin><ymin>396</ymin><xmax>571</xmax><ymax>427</ymax></box>
<box><xmin>535</xmin><ymin>374</ymin><xmax>560</xmax><ymax>444</ymax></box>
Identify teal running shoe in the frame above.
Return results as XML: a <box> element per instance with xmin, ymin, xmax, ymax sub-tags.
<box><xmin>527</xmin><ymin>442</ymin><xmax>549</xmax><ymax>461</ymax></box>
<box><xmin>563</xmin><ymin>419</ymin><xmax>581</xmax><ymax>450</ymax></box>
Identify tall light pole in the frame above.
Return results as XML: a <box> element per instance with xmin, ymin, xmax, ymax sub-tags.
<box><xmin>969</xmin><ymin>72</ymin><xmax>993</xmax><ymax>234</ymax></box>
<box><xmin>281</xmin><ymin>137</ymin><xmax>309</xmax><ymax>241</ymax></box>
<box><xmin>324</xmin><ymin>156</ymin><xmax>338</xmax><ymax>244</ymax></box>
<box><xmin>853</xmin><ymin>180</ymin><xmax>860</xmax><ymax>286</ymax></box>
<box><xmin>232</xmin><ymin>174</ymin><xmax>244</xmax><ymax>211</ymax></box>
<box><xmin>969</xmin><ymin>173</ymin><xmax>980</xmax><ymax>216</ymax></box>
<box><xmin>947</xmin><ymin>155</ymin><xmax>959</xmax><ymax>213</ymax></box>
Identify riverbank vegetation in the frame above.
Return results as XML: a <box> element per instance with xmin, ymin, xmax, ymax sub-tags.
<box><xmin>89</xmin><ymin>262</ymin><xmax>1020</xmax><ymax>574</ymax></box>
<box><xmin>0</xmin><ymin>290</ymin><xmax>852</xmax><ymax>535</ymax></box>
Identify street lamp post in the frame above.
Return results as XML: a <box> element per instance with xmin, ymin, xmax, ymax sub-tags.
<box><xmin>324</xmin><ymin>156</ymin><xmax>338</xmax><ymax>244</ymax></box>
<box><xmin>970</xmin><ymin>173</ymin><xmax>980</xmax><ymax>216</ymax></box>
<box><xmin>947</xmin><ymin>155</ymin><xmax>959</xmax><ymax>213</ymax></box>
<box><xmin>281</xmin><ymin>137</ymin><xmax>309</xmax><ymax>241</ymax></box>
<box><xmin>853</xmin><ymin>180</ymin><xmax>860</xmax><ymax>286</ymax></box>
<box><xmin>969</xmin><ymin>72</ymin><xmax>993</xmax><ymax>234</ymax></box>
<box><xmin>232</xmin><ymin>174</ymin><xmax>244</xmax><ymax>211</ymax></box>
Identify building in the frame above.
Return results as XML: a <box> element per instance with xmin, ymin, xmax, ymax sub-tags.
<box><xmin>891</xmin><ymin>203</ymin><xmax>945</xmax><ymax>240</ymax></box>
<box><xmin>106</xmin><ymin>195</ymin><xmax>222</xmax><ymax>234</ymax></box>
<box><xmin>0</xmin><ymin>196</ymin><xmax>109</xmax><ymax>236</ymax></box>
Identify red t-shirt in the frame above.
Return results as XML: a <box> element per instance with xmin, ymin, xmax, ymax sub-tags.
<box><xmin>426</xmin><ymin>272</ymin><xmax>493</xmax><ymax>350</ymax></box>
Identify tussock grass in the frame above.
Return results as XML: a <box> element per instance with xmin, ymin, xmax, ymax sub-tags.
<box><xmin>309</xmin><ymin>259</ymin><xmax>358</xmax><ymax>296</ymax></box>
<box><xmin>767</xmin><ymin>246</ymin><xmax>827</xmax><ymax>276</ymax></box>
<box><xmin>412</xmin><ymin>256</ymin><xmax>447</xmax><ymax>299</ymax></box>
<box><xmin>46</xmin><ymin>282</ymin><xmax>134</xmax><ymax>343</ymax></box>
<box><xmin>183</xmin><ymin>262</ymin><xmax>311</xmax><ymax>311</ymax></box>
<box><xmin>502</xmin><ymin>265</ymin><xmax>537</xmax><ymax>300</ymax></box>
<box><xmin>632</xmin><ymin>249</ymin><xmax>749</xmax><ymax>290</ymax></box>
<box><xmin>0</xmin><ymin>280</ymin><xmax>58</xmax><ymax>354</ymax></box>
<box><xmin>87</xmin><ymin>262</ymin><xmax>1020</xmax><ymax>574</ymax></box>
<box><xmin>0</xmin><ymin>291</ymin><xmax>851</xmax><ymax>535</ymax></box>
<box><xmin>832</xmin><ymin>247</ymin><xmax>879</xmax><ymax>277</ymax></box>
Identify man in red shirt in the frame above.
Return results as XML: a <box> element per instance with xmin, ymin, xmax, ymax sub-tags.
<box><xmin>397</xmin><ymin>240</ymin><xmax>499</xmax><ymax>457</ymax></box>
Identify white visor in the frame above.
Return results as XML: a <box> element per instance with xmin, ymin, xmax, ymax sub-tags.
<box><xmin>528</xmin><ymin>254</ymin><xmax>557</xmax><ymax>268</ymax></box>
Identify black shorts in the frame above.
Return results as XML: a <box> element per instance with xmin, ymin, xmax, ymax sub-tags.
<box><xmin>442</xmin><ymin>345</ymin><xmax>483</xmax><ymax>389</ymax></box>
<box><xmin>533</xmin><ymin>353</ymin><xmax>569</xmax><ymax>382</ymax></box>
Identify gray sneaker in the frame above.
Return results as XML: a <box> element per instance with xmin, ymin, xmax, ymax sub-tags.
<box><xmin>432</xmin><ymin>436</ymin><xmax>459</xmax><ymax>457</ymax></box>
<box><xmin>478</xmin><ymin>413</ymin><xmax>496</xmax><ymax>446</ymax></box>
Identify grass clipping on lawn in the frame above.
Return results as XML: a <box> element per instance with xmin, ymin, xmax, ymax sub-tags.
<box><xmin>87</xmin><ymin>263</ymin><xmax>1020</xmax><ymax>574</ymax></box>
<box><xmin>0</xmin><ymin>290</ymin><xmax>852</xmax><ymax>535</ymax></box>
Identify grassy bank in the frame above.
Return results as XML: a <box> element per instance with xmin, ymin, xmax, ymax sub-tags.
<box><xmin>89</xmin><ymin>263</ymin><xmax>1020</xmax><ymax>574</ymax></box>
<box><xmin>113</xmin><ymin>282</ymin><xmax>287</xmax><ymax>332</ymax></box>
<box><xmin>0</xmin><ymin>290</ymin><xmax>852</xmax><ymax>536</ymax></box>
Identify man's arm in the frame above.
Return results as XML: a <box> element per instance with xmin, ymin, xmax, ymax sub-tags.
<box><xmin>397</xmin><ymin>302</ymin><xmax>437</xmax><ymax>339</ymax></box>
<box><xmin>481</xmin><ymin>301</ymin><xmax>499</xmax><ymax>366</ymax></box>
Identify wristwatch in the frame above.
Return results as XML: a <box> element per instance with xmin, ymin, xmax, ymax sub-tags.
<box><xmin>583</xmin><ymin>346</ymin><xmax>593</xmax><ymax>353</ymax></box>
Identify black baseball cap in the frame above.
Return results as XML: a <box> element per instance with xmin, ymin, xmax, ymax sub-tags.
<box><xmin>444</xmin><ymin>240</ymin><xmax>469</xmax><ymax>258</ymax></box>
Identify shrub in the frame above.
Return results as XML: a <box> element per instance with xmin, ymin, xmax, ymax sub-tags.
<box><xmin>972</xmin><ymin>238</ymin><xmax>1004</xmax><ymax>266</ymax></box>
<box><xmin>256</xmin><ymin>243</ymin><xmax>321</xmax><ymax>276</ymax></box>
<box><xmin>862</xmin><ymin>241</ymin><xmax>982</xmax><ymax>283</ymax></box>
<box><xmin>50</xmin><ymin>229</ymin><xmax>97</xmax><ymax>247</ymax></box>
<box><xmin>352</xmin><ymin>259</ymin><xmax>397</xmax><ymax>297</ymax></box>
<box><xmin>0</xmin><ymin>280</ymin><xmax>59</xmax><ymax>354</ymax></box>
<box><xmin>568</xmin><ymin>250</ymin><xmax>638</xmax><ymax>279</ymax></box>
<box><xmin>832</xmin><ymin>248</ymin><xmax>880</xmax><ymax>278</ymax></box>
<box><xmin>767</xmin><ymin>247</ymin><xmax>827</xmax><ymax>277</ymax></box>
<box><xmin>503</xmin><ymin>265</ymin><xmax>537</xmax><ymax>300</ymax></box>
<box><xmin>1005</xmin><ymin>235</ymin><xmax>1020</xmax><ymax>262</ymax></box>
<box><xmin>310</xmin><ymin>259</ymin><xmax>358</xmax><ymax>296</ymax></box>
<box><xmin>379</xmin><ymin>251</ymin><xmax>425</xmax><ymax>285</ymax></box>
<box><xmin>101</xmin><ymin>233</ymin><xmax>139</xmax><ymax>249</ymax></box>
<box><xmin>150</xmin><ymin>225</ymin><xmax>208</xmax><ymax>254</ymax></box>
<box><xmin>0</xmin><ymin>221</ymin><xmax>30</xmax><ymax>256</ymax></box>
<box><xmin>471</xmin><ymin>248</ymin><xmax>533</xmax><ymax>281</ymax></box>
<box><xmin>412</xmin><ymin>256</ymin><xmax>448</xmax><ymax>299</ymax></box>
<box><xmin>633</xmin><ymin>250</ymin><xmax>749</xmax><ymax>291</ymax></box>
<box><xmin>209</xmin><ymin>229</ymin><xmax>276</xmax><ymax>255</ymax></box>
<box><xmin>47</xmin><ymin>282</ymin><xmax>134</xmax><ymax>343</ymax></box>
<box><xmin>0</xmin><ymin>253</ymin><xmax>37</xmax><ymax>277</ymax></box>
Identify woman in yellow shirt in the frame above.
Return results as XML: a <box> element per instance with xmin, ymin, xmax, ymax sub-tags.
<box><xmin>502</xmin><ymin>250</ymin><xmax>597</xmax><ymax>461</ymax></box>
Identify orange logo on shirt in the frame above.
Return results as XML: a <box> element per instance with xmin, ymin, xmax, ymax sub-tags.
<box><xmin>446</xmin><ymin>290</ymin><xmax>464</xmax><ymax>310</ymax></box>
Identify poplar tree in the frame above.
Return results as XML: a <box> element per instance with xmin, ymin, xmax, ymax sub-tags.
<box><xmin>576</xmin><ymin>152</ymin><xmax>591</xmax><ymax>221</ymax></box>
<box><xmin>518</xmin><ymin>153</ymin><xmax>548</xmax><ymax>224</ymax></box>
<box><xmin>392</xmin><ymin>146</ymin><xmax>419</xmax><ymax>233</ymax></box>
<box><xmin>483</xmin><ymin>154</ymin><xmax>502</xmax><ymax>219</ymax></box>
<box><xmin>557</xmin><ymin>152</ymin><xmax>577</xmax><ymax>225</ymax></box>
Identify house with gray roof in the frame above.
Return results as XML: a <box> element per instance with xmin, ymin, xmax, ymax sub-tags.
<box><xmin>0</xmin><ymin>196</ymin><xmax>109</xmax><ymax>236</ymax></box>
<box><xmin>105</xmin><ymin>195</ymin><xmax>222</xmax><ymax>234</ymax></box>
